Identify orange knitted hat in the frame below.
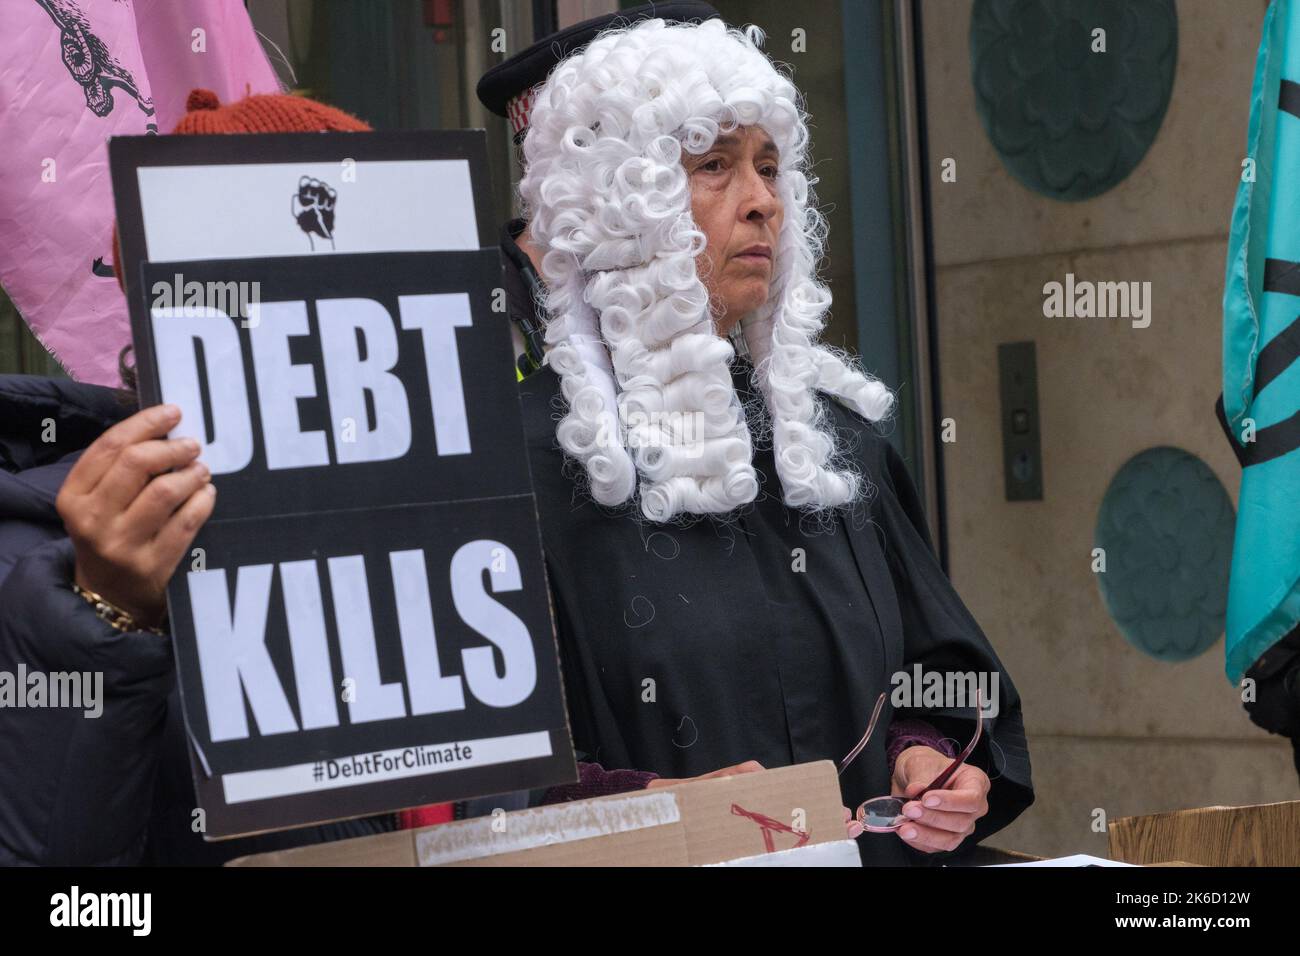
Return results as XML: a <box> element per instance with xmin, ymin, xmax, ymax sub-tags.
<box><xmin>112</xmin><ymin>90</ymin><xmax>371</xmax><ymax>291</ymax></box>
<box><xmin>171</xmin><ymin>87</ymin><xmax>372</xmax><ymax>134</ymax></box>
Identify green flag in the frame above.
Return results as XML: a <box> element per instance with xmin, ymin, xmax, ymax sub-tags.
<box><xmin>1222</xmin><ymin>0</ymin><xmax>1300</xmax><ymax>682</ymax></box>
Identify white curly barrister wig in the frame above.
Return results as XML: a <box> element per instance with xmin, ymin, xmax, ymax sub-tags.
<box><xmin>519</xmin><ymin>16</ymin><xmax>895</xmax><ymax>523</ymax></box>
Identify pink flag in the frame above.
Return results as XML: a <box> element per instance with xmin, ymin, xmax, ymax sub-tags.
<box><xmin>0</xmin><ymin>0</ymin><xmax>281</xmax><ymax>387</ymax></box>
<box><xmin>131</xmin><ymin>0</ymin><xmax>283</xmax><ymax>132</ymax></box>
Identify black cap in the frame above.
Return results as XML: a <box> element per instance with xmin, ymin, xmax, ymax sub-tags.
<box><xmin>476</xmin><ymin>1</ymin><xmax>721</xmax><ymax>124</ymax></box>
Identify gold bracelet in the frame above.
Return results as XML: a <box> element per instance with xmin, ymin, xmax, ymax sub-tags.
<box><xmin>71</xmin><ymin>582</ymin><xmax>168</xmax><ymax>637</ymax></box>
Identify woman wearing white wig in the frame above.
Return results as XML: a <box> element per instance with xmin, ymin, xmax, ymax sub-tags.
<box><xmin>516</xmin><ymin>15</ymin><xmax>1032</xmax><ymax>865</ymax></box>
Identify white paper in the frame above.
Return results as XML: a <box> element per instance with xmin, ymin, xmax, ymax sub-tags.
<box><xmin>986</xmin><ymin>853</ymin><xmax>1136</xmax><ymax>867</ymax></box>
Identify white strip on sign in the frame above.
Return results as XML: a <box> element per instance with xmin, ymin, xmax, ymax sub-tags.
<box><xmin>220</xmin><ymin>730</ymin><xmax>552</xmax><ymax>804</ymax></box>
<box><xmin>415</xmin><ymin>791</ymin><xmax>682</xmax><ymax>866</ymax></box>
<box><xmin>137</xmin><ymin>160</ymin><xmax>479</xmax><ymax>262</ymax></box>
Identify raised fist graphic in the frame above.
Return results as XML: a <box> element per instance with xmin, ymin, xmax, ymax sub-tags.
<box><xmin>292</xmin><ymin>176</ymin><xmax>337</xmax><ymax>251</ymax></box>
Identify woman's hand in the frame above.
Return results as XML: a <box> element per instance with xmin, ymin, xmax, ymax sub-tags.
<box><xmin>889</xmin><ymin>745</ymin><xmax>990</xmax><ymax>853</ymax></box>
<box><xmin>56</xmin><ymin>404</ymin><xmax>216</xmax><ymax>629</ymax></box>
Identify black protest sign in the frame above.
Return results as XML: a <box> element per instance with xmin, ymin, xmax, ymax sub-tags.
<box><xmin>108</xmin><ymin>130</ymin><xmax>576</xmax><ymax>839</ymax></box>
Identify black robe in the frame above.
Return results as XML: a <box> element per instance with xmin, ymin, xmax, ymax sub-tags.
<box><xmin>518</xmin><ymin>356</ymin><xmax>1034</xmax><ymax>866</ymax></box>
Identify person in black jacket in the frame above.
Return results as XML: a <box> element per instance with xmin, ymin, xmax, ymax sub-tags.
<box><xmin>0</xmin><ymin>87</ymin><xmax>529</xmax><ymax>866</ymax></box>
<box><xmin>1243</xmin><ymin>628</ymin><xmax>1300</xmax><ymax>782</ymax></box>
<box><xmin>0</xmin><ymin>373</ymin><xmax>409</xmax><ymax>864</ymax></box>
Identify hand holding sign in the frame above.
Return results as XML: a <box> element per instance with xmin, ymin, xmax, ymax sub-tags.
<box><xmin>56</xmin><ymin>403</ymin><xmax>217</xmax><ymax>629</ymax></box>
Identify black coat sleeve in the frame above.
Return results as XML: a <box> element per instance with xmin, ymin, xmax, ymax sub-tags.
<box><xmin>872</xmin><ymin>436</ymin><xmax>1035</xmax><ymax>846</ymax></box>
<box><xmin>0</xmin><ymin>538</ymin><xmax>174</xmax><ymax>865</ymax></box>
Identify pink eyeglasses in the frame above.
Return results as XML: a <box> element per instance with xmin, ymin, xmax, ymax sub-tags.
<box><xmin>838</xmin><ymin>690</ymin><xmax>984</xmax><ymax>833</ymax></box>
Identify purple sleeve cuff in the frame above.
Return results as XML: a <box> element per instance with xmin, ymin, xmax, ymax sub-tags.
<box><xmin>539</xmin><ymin>761</ymin><xmax>660</xmax><ymax>805</ymax></box>
<box><xmin>886</xmin><ymin>719</ymin><xmax>957</xmax><ymax>777</ymax></box>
